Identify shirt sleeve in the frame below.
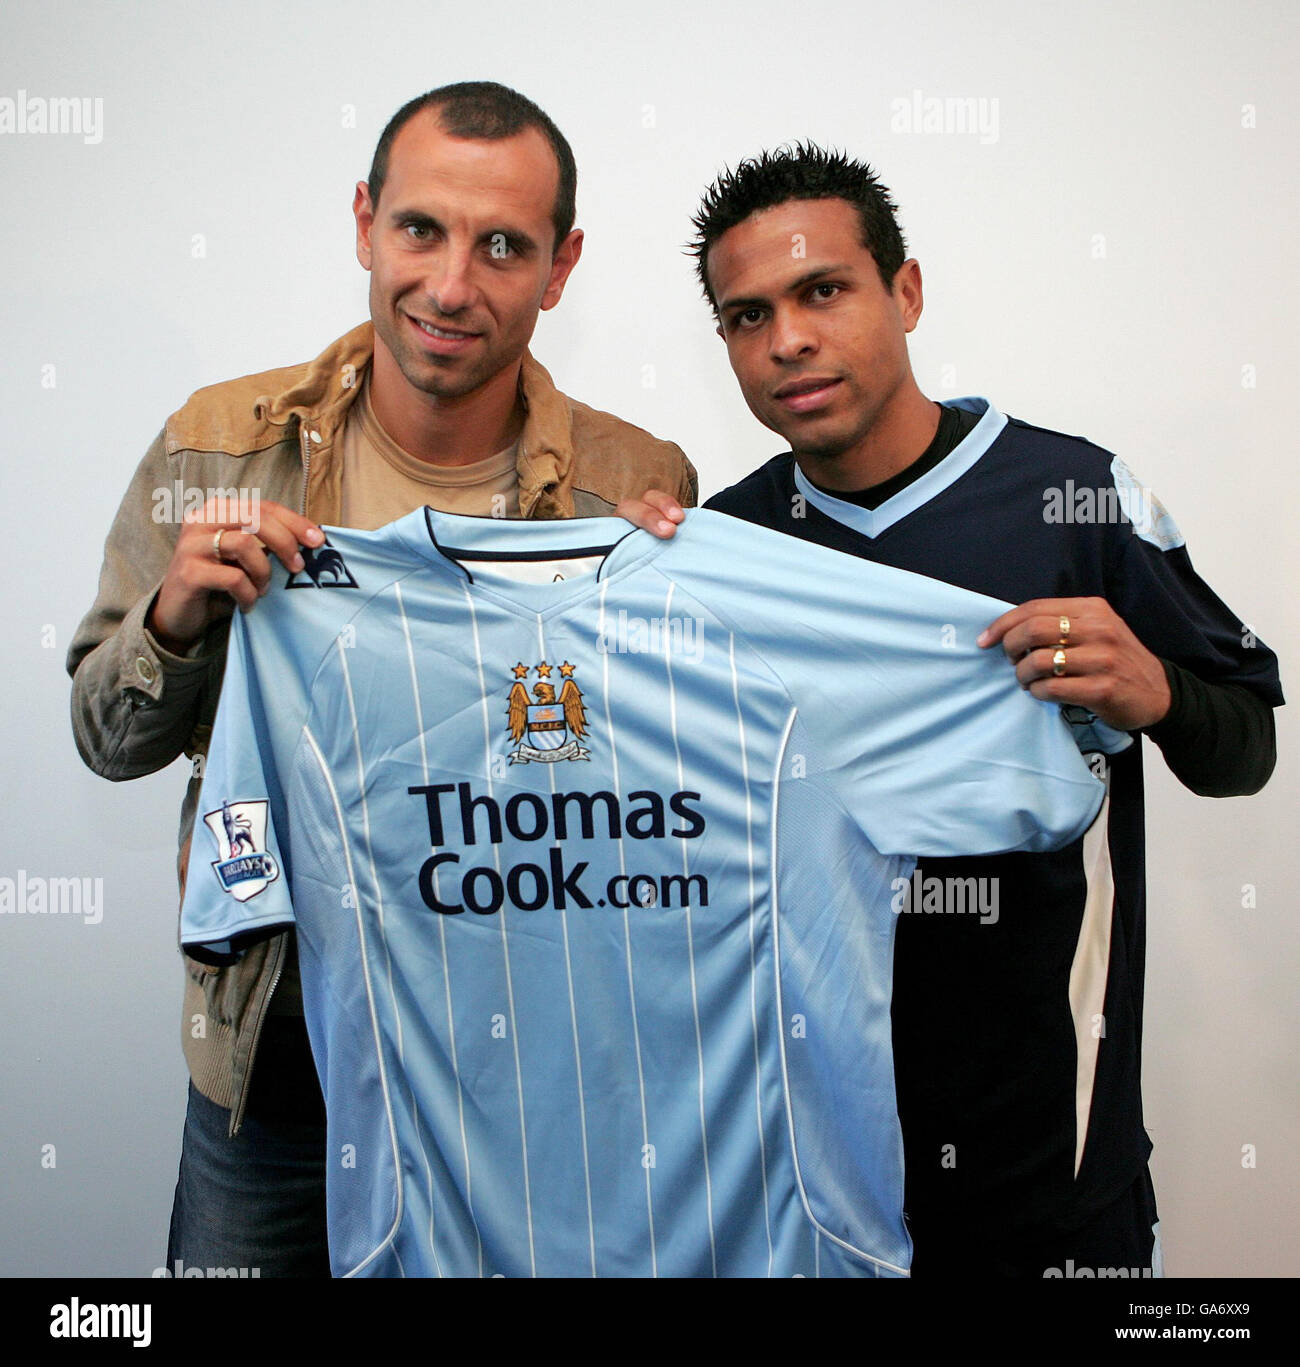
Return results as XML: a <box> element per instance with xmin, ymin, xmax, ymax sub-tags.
<box><xmin>1144</xmin><ymin>661</ymin><xmax>1278</xmax><ymax>796</ymax></box>
<box><xmin>66</xmin><ymin>430</ymin><xmax>228</xmax><ymax>781</ymax></box>
<box><xmin>179</xmin><ymin>605</ymin><xmax>299</xmax><ymax>962</ymax></box>
<box><xmin>1103</xmin><ymin>457</ymin><xmax>1284</xmax><ymax>707</ymax></box>
<box><xmin>676</xmin><ymin>511</ymin><xmax>1112</xmax><ymax>859</ymax></box>
<box><xmin>1100</xmin><ymin>459</ymin><xmax>1283</xmax><ymax>795</ymax></box>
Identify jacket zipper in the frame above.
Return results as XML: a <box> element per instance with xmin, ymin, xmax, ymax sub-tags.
<box><xmin>229</xmin><ymin>933</ymin><xmax>286</xmax><ymax>1136</ymax></box>
<box><xmin>299</xmin><ymin>421</ymin><xmax>312</xmax><ymax>515</ymax></box>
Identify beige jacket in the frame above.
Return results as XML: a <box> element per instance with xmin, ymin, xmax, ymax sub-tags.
<box><xmin>67</xmin><ymin>322</ymin><xmax>696</xmax><ymax>1133</ymax></box>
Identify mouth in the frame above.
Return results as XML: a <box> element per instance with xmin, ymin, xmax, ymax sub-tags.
<box><xmin>406</xmin><ymin>313</ymin><xmax>482</xmax><ymax>353</ymax></box>
<box><xmin>772</xmin><ymin>376</ymin><xmax>841</xmax><ymax>413</ymax></box>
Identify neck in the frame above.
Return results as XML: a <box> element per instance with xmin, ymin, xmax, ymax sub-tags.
<box><xmin>368</xmin><ymin>346</ymin><xmax>525</xmax><ymax>466</ymax></box>
<box><xmin>796</xmin><ymin>382</ymin><xmax>940</xmax><ymax>493</ymax></box>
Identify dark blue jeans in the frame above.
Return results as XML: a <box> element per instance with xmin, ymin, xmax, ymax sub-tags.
<box><xmin>165</xmin><ymin>1018</ymin><xmax>330</xmax><ymax>1277</ymax></box>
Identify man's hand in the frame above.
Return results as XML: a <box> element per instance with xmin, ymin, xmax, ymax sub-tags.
<box><xmin>978</xmin><ymin>597</ymin><xmax>1172</xmax><ymax>731</ymax></box>
<box><xmin>616</xmin><ymin>489</ymin><xmax>686</xmax><ymax>539</ymax></box>
<box><xmin>147</xmin><ymin>497</ymin><xmax>325</xmax><ymax>655</ymax></box>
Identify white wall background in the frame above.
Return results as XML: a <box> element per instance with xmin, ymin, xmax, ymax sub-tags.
<box><xmin>1</xmin><ymin>0</ymin><xmax>1294</xmax><ymax>1277</ymax></box>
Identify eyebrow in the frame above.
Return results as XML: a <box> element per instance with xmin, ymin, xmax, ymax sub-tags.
<box><xmin>718</xmin><ymin>263</ymin><xmax>852</xmax><ymax>315</ymax></box>
<box><xmin>389</xmin><ymin>209</ymin><xmax>539</xmax><ymax>256</ymax></box>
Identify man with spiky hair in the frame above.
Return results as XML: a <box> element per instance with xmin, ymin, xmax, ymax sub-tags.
<box><xmin>69</xmin><ymin>81</ymin><xmax>694</xmax><ymax>1276</ymax></box>
<box><xmin>621</xmin><ymin>143</ymin><xmax>1281</xmax><ymax>1276</ymax></box>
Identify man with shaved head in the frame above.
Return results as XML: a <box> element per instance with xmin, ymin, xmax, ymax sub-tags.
<box><xmin>69</xmin><ymin>81</ymin><xmax>694</xmax><ymax>1275</ymax></box>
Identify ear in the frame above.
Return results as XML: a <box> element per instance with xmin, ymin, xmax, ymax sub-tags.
<box><xmin>353</xmin><ymin>181</ymin><xmax>375</xmax><ymax>271</ymax></box>
<box><xmin>892</xmin><ymin>258</ymin><xmax>924</xmax><ymax>332</ymax></box>
<box><xmin>540</xmin><ymin>228</ymin><xmax>584</xmax><ymax>311</ymax></box>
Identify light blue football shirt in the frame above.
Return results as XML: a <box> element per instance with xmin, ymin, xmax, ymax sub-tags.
<box><xmin>180</xmin><ymin>508</ymin><xmax>1109</xmax><ymax>1278</ymax></box>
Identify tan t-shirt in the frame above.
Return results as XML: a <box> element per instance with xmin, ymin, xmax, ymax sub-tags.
<box><xmin>338</xmin><ymin>376</ymin><xmax>520</xmax><ymax>529</ymax></box>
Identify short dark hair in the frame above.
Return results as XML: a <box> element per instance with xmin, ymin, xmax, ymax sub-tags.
<box><xmin>689</xmin><ymin>142</ymin><xmax>907</xmax><ymax>312</ymax></box>
<box><xmin>366</xmin><ymin>81</ymin><xmax>577</xmax><ymax>251</ymax></box>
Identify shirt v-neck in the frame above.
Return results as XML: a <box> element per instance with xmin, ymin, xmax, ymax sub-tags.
<box><xmin>389</xmin><ymin>506</ymin><xmax>657</xmax><ymax>618</ymax></box>
<box><xmin>792</xmin><ymin>397</ymin><xmax>1008</xmax><ymax>541</ymax></box>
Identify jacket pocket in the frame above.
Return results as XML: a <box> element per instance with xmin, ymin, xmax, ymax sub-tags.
<box><xmin>181</xmin><ymin>936</ymin><xmax>277</xmax><ymax>1032</ymax></box>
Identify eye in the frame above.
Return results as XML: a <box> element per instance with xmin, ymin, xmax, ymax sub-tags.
<box><xmin>809</xmin><ymin>282</ymin><xmax>840</xmax><ymax>302</ymax></box>
<box><xmin>730</xmin><ymin>307</ymin><xmax>766</xmax><ymax>331</ymax></box>
<box><xmin>402</xmin><ymin>221</ymin><xmax>434</xmax><ymax>242</ymax></box>
<box><xmin>487</xmin><ymin>233</ymin><xmax>516</xmax><ymax>260</ymax></box>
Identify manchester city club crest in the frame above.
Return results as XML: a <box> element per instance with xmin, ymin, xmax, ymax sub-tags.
<box><xmin>204</xmin><ymin>799</ymin><xmax>280</xmax><ymax>901</ymax></box>
<box><xmin>506</xmin><ymin>660</ymin><xmax>590</xmax><ymax>764</ymax></box>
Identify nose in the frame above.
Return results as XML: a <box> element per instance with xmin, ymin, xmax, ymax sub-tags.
<box><xmin>768</xmin><ymin>303</ymin><xmax>816</xmax><ymax>363</ymax></box>
<box><xmin>424</xmin><ymin>245</ymin><xmax>476</xmax><ymax>317</ymax></box>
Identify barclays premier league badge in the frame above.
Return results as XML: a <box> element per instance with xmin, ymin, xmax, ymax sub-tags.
<box><xmin>204</xmin><ymin>799</ymin><xmax>280</xmax><ymax>901</ymax></box>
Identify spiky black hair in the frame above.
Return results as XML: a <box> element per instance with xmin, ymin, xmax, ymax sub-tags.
<box><xmin>688</xmin><ymin>142</ymin><xmax>906</xmax><ymax>311</ymax></box>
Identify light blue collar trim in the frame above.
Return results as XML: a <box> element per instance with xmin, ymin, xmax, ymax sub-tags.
<box><xmin>792</xmin><ymin>397</ymin><xmax>1007</xmax><ymax>540</ymax></box>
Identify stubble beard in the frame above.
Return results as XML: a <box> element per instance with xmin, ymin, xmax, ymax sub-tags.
<box><xmin>398</xmin><ymin>351</ymin><xmax>490</xmax><ymax>401</ymax></box>
<box><xmin>768</xmin><ymin>406</ymin><xmax>869</xmax><ymax>465</ymax></box>
<box><xmin>786</xmin><ymin>386</ymin><xmax>892</xmax><ymax>467</ymax></box>
<box><xmin>379</xmin><ymin>314</ymin><xmax>496</xmax><ymax>403</ymax></box>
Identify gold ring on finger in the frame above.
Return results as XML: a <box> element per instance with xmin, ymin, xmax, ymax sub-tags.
<box><xmin>212</xmin><ymin>529</ymin><xmax>227</xmax><ymax>562</ymax></box>
<box><xmin>1058</xmin><ymin>614</ymin><xmax>1071</xmax><ymax>646</ymax></box>
<box><xmin>1052</xmin><ymin>647</ymin><xmax>1068</xmax><ymax>677</ymax></box>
